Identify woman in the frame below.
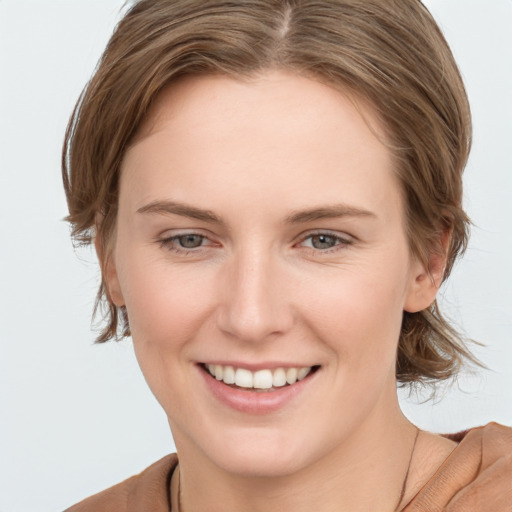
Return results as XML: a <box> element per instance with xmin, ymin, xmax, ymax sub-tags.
<box><xmin>62</xmin><ymin>1</ymin><xmax>511</xmax><ymax>510</ymax></box>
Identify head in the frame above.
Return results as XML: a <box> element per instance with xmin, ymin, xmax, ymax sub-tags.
<box><xmin>63</xmin><ymin>0</ymin><xmax>476</xmax><ymax>474</ymax></box>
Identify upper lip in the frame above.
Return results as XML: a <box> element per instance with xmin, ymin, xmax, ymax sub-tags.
<box><xmin>199</xmin><ymin>361</ymin><xmax>318</xmax><ymax>371</ymax></box>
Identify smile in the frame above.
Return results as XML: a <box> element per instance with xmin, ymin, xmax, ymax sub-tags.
<box><xmin>198</xmin><ymin>362</ymin><xmax>321</xmax><ymax>414</ymax></box>
<box><xmin>202</xmin><ymin>363</ymin><xmax>319</xmax><ymax>392</ymax></box>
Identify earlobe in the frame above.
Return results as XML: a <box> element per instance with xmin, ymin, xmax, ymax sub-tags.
<box><xmin>94</xmin><ymin>234</ymin><xmax>125</xmax><ymax>307</ymax></box>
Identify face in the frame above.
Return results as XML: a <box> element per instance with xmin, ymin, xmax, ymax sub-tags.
<box><xmin>107</xmin><ymin>71</ymin><xmax>433</xmax><ymax>477</ymax></box>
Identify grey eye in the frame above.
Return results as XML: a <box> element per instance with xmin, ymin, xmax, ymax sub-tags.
<box><xmin>310</xmin><ymin>234</ymin><xmax>338</xmax><ymax>249</ymax></box>
<box><xmin>177</xmin><ymin>234</ymin><xmax>204</xmax><ymax>248</ymax></box>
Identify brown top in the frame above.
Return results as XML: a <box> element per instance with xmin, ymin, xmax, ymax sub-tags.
<box><xmin>65</xmin><ymin>422</ymin><xmax>512</xmax><ymax>512</ymax></box>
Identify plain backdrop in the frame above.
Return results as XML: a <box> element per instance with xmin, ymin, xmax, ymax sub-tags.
<box><xmin>0</xmin><ymin>1</ymin><xmax>511</xmax><ymax>511</ymax></box>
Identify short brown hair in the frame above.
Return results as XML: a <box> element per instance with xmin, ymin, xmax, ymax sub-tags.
<box><xmin>63</xmin><ymin>0</ymin><xmax>478</xmax><ymax>384</ymax></box>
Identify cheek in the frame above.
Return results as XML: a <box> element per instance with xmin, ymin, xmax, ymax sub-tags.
<box><xmin>114</xmin><ymin>250</ymin><xmax>216</xmax><ymax>391</ymax></box>
<box><xmin>118</xmin><ymin>250</ymin><xmax>211</xmax><ymax>340</ymax></box>
<box><xmin>300</xmin><ymin>257</ymin><xmax>408</xmax><ymax>377</ymax></box>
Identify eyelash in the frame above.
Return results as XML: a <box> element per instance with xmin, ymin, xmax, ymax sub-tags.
<box><xmin>158</xmin><ymin>232</ymin><xmax>213</xmax><ymax>255</ymax></box>
<box><xmin>298</xmin><ymin>231</ymin><xmax>353</xmax><ymax>254</ymax></box>
<box><xmin>158</xmin><ymin>231</ymin><xmax>353</xmax><ymax>256</ymax></box>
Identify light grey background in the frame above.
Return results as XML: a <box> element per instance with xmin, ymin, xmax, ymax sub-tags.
<box><xmin>0</xmin><ymin>1</ymin><xmax>511</xmax><ymax>511</ymax></box>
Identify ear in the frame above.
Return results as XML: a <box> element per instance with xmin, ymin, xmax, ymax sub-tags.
<box><xmin>94</xmin><ymin>233</ymin><xmax>125</xmax><ymax>307</ymax></box>
<box><xmin>404</xmin><ymin>230</ymin><xmax>450</xmax><ymax>313</ymax></box>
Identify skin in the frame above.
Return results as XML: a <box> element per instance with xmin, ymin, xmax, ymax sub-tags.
<box><xmin>102</xmin><ymin>71</ymin><xmax>456</xmax><ymax>512</ymax></box>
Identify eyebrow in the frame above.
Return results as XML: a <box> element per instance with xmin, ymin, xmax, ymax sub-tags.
<box><xmin>137</xmin><ymin>200</ymin><xmax>224</xmax><ymax>224</ymax></box>
<box><xmin>137</xmin><ymin>200</ymin><xmax>376</xmax><ymax>225</ymax></box>
<box><xmin>285</xmin><ymin>205</ymin><xmax>377</xmax><ymax>224</ymax></box>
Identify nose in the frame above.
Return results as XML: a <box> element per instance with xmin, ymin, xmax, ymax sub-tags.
<box><xmin>216</xmin><ymin>248</ymin><xmax>294</xmax><ymax>344</ymax></box>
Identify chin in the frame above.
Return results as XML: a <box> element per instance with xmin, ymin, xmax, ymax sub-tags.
<box><xmin>196</xmin><ymin>426</ymin><xmax>324</xmax><ymax>479</ymax></box>
<box><xmin>214</xmin><ymin>449</ymin><xmax>308</xmax><ymax>479</ymax></box>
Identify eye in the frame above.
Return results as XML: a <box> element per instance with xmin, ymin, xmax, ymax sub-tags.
<box><xmin>175</xmin><ymin>234</ymin><xmax>205</xmax><ymax>249</ymax></box>
<box><xmin>308</xmin><ymin>234</ymin><xmax>339</xmax><ymax>250</ymax></box>
<box><xmin>299</xmin><ymin>232</ymin><xmax>352</xmax><ymax>252</ymax></box>
<box><xmin>158</xmin><ymin>232</ymin><xmax>213</xmax><ymax>253</ymax></box>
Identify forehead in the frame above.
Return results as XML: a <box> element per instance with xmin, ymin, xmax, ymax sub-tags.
<box><xmin>133</xmin><ymin>70</ymin><xmax>389</xmax><ymax>151</ymax></box>
<box><xmin>121</xmin><ymin>70</ymin><xmax>402</xmax><ymax>224</ymax></box>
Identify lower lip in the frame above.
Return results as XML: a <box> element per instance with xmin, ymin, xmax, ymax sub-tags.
<box><xmin>198</xmin><ymin>365</ymin><xmax>318</xmax><ymax>415</ymax></box>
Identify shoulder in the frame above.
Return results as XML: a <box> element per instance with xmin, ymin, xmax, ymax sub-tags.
<box><xmin>64</xmin><ymin>453</ymin><xmax>178</xmax><ymax>512</ymax></box>
<box><xmin>402</xmin><ymin>422</ymin><xmax>512</xmax><ymax>511</ymax></box>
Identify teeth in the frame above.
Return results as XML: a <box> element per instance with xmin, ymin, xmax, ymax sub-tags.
<box><xmin>272</xmin><ymin>368</ymin><xmax>287</xmax><ymax>387</ymax></box>
<box><xmin>223</xmin><ymin>365</ymin><xmax>235</xmax><ymax>384</ymax></box>
<box><xmin>205</xmin><ymin>364</ymin><xmax>314</xmax><ymax>389</ymax></box>
<box><xmin>297</xmin><ymin>367</ymin><xmax>311</xmax><ymax>380</ymax></box>
<box><xmin>235</xmin><ymin>368</ymin><xmax>253</xmax><ymax>388</ymax></box>
<box><xmin>254</xmin><ymin>369</ymin><xmax>273</xmax><ymax>389</ymax></box>
<box><xmin>286</xmin><ymin>367</ymin><xmax>298</xmax><ymax>384</ymax></box>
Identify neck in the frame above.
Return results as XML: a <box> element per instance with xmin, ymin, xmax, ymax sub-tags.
<box><xmin>173</xmin><ymin>401</ymin><xmax>419</xmax><ymax>512</ymax></box>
